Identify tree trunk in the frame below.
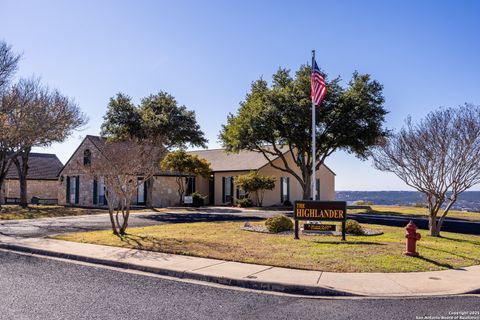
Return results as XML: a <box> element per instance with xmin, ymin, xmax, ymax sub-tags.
<box><xmin>120</xmin><ymin>205</ymin><xmax>130</xmax><ymax>235</ymax></box>
<box><xmin>13</xmin><ymin>148</ymin><xmax>31</xmax><ymax>209</ymax></box>
<box><xmin>176</xmin><ymin>177</ymin><xmax>185</xmax><ymax>205</ymax></box>
<box><xmin>301</xmin><ymin>167</ymin><xmax>312</xmax><ymax>200</ymax></box>
<box><xmin>429</xmin><ymin>215</ymin><xmax>441</xmax><ymax>237</ymax></box>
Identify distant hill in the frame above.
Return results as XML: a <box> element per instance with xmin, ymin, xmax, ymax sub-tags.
<box><xmin>336</xmin><ymin>191</ymin><xmax>480</xmax><ymax>212</ymax></box>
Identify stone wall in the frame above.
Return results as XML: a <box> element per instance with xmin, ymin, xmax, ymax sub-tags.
<box><xmin>1</xmin><ymin>179</ymin><xmax>59</xmax><ymax>203</ymax></box>
<box><xmin>59</xmin><ymin>137</ymin><xmax>180</xmax><ymax>207</ymax></box>
<box><xmin>150</xmin><ymin>176</ymin><xmax>179</xmax><ymax>207</ymax></box>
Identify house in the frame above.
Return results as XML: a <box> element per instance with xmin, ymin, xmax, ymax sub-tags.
<box><xmin>60</xmin><ymin>135</ymin><xmax>335</xmax><ymax>208</ymax></box>
<box><xmin>188</xmin><ymin>148</ymin><xmax>335</xmax><ymax>206</ymax></box>
<box><xmin>0</xmin><ymin>153</ymin><xmax>63</xmax><ymax>204</ymax></box>
<box><xmin>58</xmin><ymin>135</ymin><xmax>180</xmax><ymax>207</ymax></box>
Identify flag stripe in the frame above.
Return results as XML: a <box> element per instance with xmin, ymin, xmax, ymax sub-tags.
<box><xmin>311</xmin><ymin>60</ymin><xmax>326</xmax><ymax>106</ymax></box>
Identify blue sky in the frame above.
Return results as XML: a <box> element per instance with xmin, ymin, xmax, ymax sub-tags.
<box><xmin>1</xmin><ymin>0</ymin><xmax>479</xmax><ymax>190</ymax></box>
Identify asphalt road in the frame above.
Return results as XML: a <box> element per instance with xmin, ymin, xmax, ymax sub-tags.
<box><xmin>0</xmin><ymin>208</ymin><xmax>272</xmax><ymax>238</ymax></box>
<box><xmin>0</xmin><ymin>250</ymin><xmax>478</xmax><ymax>320</ymax></box>
<box><xmin>348</xmin><ymin>213</ymin><xmax>480</xmax><ymax>235</ymax></box>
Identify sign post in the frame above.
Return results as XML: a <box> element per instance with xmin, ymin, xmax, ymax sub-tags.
<box><xmin>293</xmin><ymin>200</ymin><xmax>347</xmax><ymax>241</ymax></box>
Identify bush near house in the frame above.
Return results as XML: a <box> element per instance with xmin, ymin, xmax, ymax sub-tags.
<box><xmin>191</xmin><ymin>192</ymin><xmax>206</xmax><ymax>207</ymax></box>
<box><xmin>236</xmin><ymin>198</ymin><xmax>253</xmax><ymax>208</ymax></box>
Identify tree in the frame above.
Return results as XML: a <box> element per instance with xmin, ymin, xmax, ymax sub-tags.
<box><xmin>98</xmin><ymin>92</ymin><xmax>207</xmax><ymax>234</ymax></box>
<box><xmin>0</xmin><ymin>41</ymin><xmax>20</xmax><ymax>93</ymax></box>
<box><xmin>87</xmin><ymin>138</ymin><xmax>166</xmax><ymax>235</ymax></box>
<box><xmin>160</xmin><ymin>150</ymin><xmax>211</xmax><ymax>204</ymax></box>
<box><xmin>101</xmin><ymin>92</ymin><xmax>207</xmax><ymax>149</ymax></box>
<box><xmin>235</xmin><ymin>171</ymin><xmax>275</xmax><ymax>206</ymax></box>
<box><xmin>7</xmin><ymin>78</ymin><xmax>86</xmax><ymax>208</ymax></box>
<box><xmin>219</xmin><ymin>66</ymin><xmax>388</xmax><ymax>200</ymax></box>
<box><xmin>0</xmin><ymin>41</ymin><xmax>21</xmax><ymax>205</ymax></box>
<box><xmin>371</xmin><ymin>105</ymin><xmax>480</xmax><ymax>236</ymax></box>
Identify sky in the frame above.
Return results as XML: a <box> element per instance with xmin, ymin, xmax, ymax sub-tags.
<box><xmin>1</xmin><ymin>0</ymin><xmax>479</xmax><ymax>191</ymax></box>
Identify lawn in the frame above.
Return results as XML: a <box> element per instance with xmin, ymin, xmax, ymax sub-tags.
<box><xmin>0</xmin><ymin>205</ymin><xmax>111</xmax><ymax>220</ymax></box>
<box><xmin>53</xmin><ymin>220</ymin><xmax>480</xmax><ymax>273</ymax></box>
<box><xmin>351</xmin><ymin>205</ymin><xmax>480</xmax><ymax>221</ymax></box>
<box><xmin>0</xmin><ymin>205</ymin><xmax>165</xmax><ymax>220</ymax></box>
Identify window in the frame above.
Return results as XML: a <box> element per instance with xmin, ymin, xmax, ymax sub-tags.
<box><xmin>68</xmin><ymin>176</ymin><xmax>79</xmax><ymax>204</ymax></box>
<box><xmin>280</xmin><ymin>177</ymin><xmax>289</xmax><ymax>203</ymax></box>
<box><xmin>98</xmin><ymin>179</ymin><xmax>106</xmax><ymax>205</ymax></box>
<box><xmin>223</xmin><ymin>176</ymin><xmax>233</xmax><ymax>203</ymax></box>
<box><xmin>137</xmin><ymin>178</ymin><xmax>145</xmax><ymax>205</ymax></box>
<box><xmin>83</xmin><ymin>149</ymin><xmax>91</xmax><ymax>166</ymax></box>
<box><xmin>237</xmin><ymin>187</ymin><xmax>246</xmax><ymax>199</ymax></box>
<box><xmin>186</xmin><ymin>177</ymin><xmax>196</xmax><ymax>195</ymax></box>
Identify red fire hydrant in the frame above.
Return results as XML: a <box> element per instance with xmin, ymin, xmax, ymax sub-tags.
<box><xmin>405</xmin><ymin>220</ymin><xmax>421</xmax><ymax>256</ymax></box>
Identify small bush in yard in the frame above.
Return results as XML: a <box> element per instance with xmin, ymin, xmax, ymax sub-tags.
<box><xmin>191</xmin><ymin>192</ymin><xmax>206</xmax><ymax>207</ymax></box>
<box><xmin>265</xmin><ymin>215</ymin><xmax>293</xmax><ymax>233</ymax></box>
<box><xmin>342</xmin><ymin>219</ymin><xmax>364</xmax><ymax>235</ymax></box>
<box><xmin>237</xmin><ymin>198</ymin><xmax>253</xmax><ymax>207</ymax></box>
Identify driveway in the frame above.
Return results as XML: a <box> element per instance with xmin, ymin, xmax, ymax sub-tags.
<box><xmin>0</xmin><ymin>207</ymin><xmax>283</xmax><ymax>238</ymax></box>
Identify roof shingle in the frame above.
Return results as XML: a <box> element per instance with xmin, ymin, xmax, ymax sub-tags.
<box><xmin>6</xmin><ymin>153</ymin><xmax>63</xmax><ymax>180</ymax></box>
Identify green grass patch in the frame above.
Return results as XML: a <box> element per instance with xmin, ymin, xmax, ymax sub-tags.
<box><xmin>52</xmin><ymin>220</ymin><xmax>480</xmax><ymax>273</ymax></box>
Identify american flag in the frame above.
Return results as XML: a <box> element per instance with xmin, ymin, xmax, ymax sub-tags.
<box><xmin>311</xmin><ymin>60</ymin><xmax>326</xmax><ymax>106</ymax></box>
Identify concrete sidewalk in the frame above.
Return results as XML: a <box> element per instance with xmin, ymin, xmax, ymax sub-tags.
<box><xmin>1</xmin><ymin>235</ymin><xmax>479</xmax><ymax>297</ymax></box>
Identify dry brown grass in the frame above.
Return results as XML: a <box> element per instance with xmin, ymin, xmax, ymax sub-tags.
<box><xmin>54</xmin><ymin>220</ymin><xmax>480</xmax><ymax>272</ymax></box>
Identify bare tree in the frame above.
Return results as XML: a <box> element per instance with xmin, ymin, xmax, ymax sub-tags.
<box><xmin>372</xmin><ymin>104</ymin><xmax>480</xmax><ymax>236</ymax></box>
<box><xmin>87</xmin><ymin>138</ymin><xmax>166</xmax><ymax>235</ymax></box>
<box><xmin>0</xmin><ymin>41</ymin><xmax>21</xmax><ymax>205</ymax></box>
<box><xmin>7</xmin><ymin>77</ymin><xmax>86</xmax><ymax>208</ymax></box>
<box><xmin>0</xmin><ymin>41</ymin><xmax>20</xmax><ymax>93</ymax></box>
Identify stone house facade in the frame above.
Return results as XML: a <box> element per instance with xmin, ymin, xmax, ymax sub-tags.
<box><xmin>0</xmin><ymin>153</ymin><xmax>63</xmax><ymax>204</ymax></box>
<box><xmin>58</xmin><ymin>135</ymin><xmax>180</xmax><ymax>208</ymax></box>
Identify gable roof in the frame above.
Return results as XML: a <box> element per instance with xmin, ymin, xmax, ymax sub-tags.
<box><xmin>187</xmin><ymin>148</ymin><xmax>336</xmax><ymax>176</ymax></box>
<box><xmin>187</xmin><ymin>149</ymin><xmax>278</xmax><ymax>172</ymax></box>
<box><xmin>6</xmin><ymin>153</ymin><xmax>63</xmax><ymax>180</ymax></box>
<box><xmin>59</xmin><ymin>135</ymin><xmax>182</xmax><ymax>177</ymax></box>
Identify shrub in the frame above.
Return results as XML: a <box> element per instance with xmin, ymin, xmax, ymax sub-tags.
<box><xmin>237</xmin><ymin>198</ymin><xmax>253</xmax><ymax>208</ymax></box>
<box><xmin>265</xmin><ymin>215</ymin><xmax>293</xmax><ymax>233</ymax></box>
<box><xmin>191</xmin><ymin>192</ymin><xmax>206</xmax><ymax>207</ymax></box>
<box><xmin>354</xmin><ymin>200</ymin><xmax>366</xmax><ymax>205</ymax></box>
<box><xmin>283</xmin><ymin>200</ymin><xmax>292</xmax><ymax>207</ymax></box>
<box><xmin>342</xmin><ymin>219</ymin><xmax>364</xmax><ymax>235</ymax></box>
<box><xmin>412</xmin><ymin>202</ymin><xmax>427</xmax><ymax>208</ymax></box>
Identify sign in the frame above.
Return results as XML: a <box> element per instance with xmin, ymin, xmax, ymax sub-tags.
<box><xmin>293</xmin><ymin>201</ymin><xmax>347</xmax><ymax>240</ymax></box>
<box><xmin>294</xmin><ymin>201</ymin><xmax>346</xmax><ymax>221</ymax></box>
<box><xmin>303</xmin><ymin>223</ymin><xmax>336</xmax><ymax>232</ymax></box>
<box><xmin>184</xmin><ymin>196</ymin><xmax>193</xmax><ymax>204</ymax></box>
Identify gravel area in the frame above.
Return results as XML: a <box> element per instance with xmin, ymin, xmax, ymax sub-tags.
<box><xmin>241</xmin><ymin>223</ymin><xmax>383</xmax><ymax>236</ymax></box>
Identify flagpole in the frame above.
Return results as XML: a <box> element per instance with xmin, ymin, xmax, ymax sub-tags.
<box><xmin>311</xmin><ymin>50</ymin><xmax>316</xmax><ymax>201</ymax></box>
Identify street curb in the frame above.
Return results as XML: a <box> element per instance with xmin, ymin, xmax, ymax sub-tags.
<box><xmin>0</xmin><ymin>242</ymin><xmax>356</xmax><ymax>297</ymax></box>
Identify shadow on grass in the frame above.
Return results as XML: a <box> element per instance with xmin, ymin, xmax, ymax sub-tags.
<box><xmin>414</xmin><ymin>255</ymin><xmax>454</xmax><ymax>269</ymax></box>
<box><xmin>438</xmin><ymin>236</ymin><xmax>480</xmax><ymax>246</ymax></box>
<box><xmin>419</xmin><ymin>244</ymin><xmax>480</xmax><ymax>262</ymax></box>
<box><xmin>116</xmin><ymin>233</ymin><xmax>239</xmax><ymax>259</ymax></box>
<box><xmin>312</xmin><ymin>240</ymin><xmax>386</xmax><ymax>246</ymax></box>
<box><xmin>140</xmin><ymin>213</ymin><xmax>263</xmax><ymax>224</ymax></box>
